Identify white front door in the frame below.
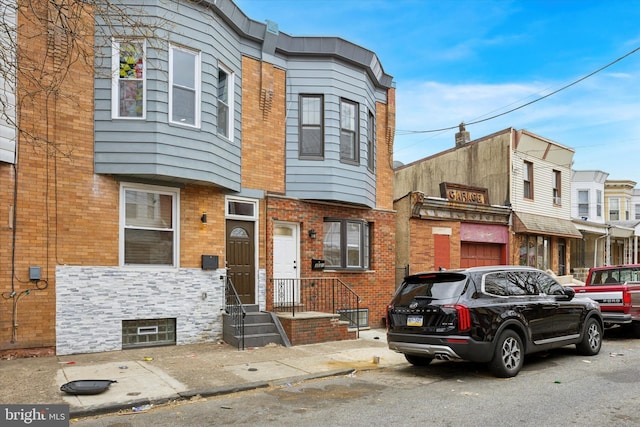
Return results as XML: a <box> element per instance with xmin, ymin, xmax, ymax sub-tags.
<box><xmin>273</xmin><ymin>222</ymin><xmax>300</xmax><ymax>305</ymax></box>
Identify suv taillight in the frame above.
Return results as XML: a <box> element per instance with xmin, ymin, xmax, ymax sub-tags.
<box><xmin>444</xmin><ymin>304</ymin><xmax>471</xmax><ymax>332</ymax></box>
<box><xmin>386</xmin><ymin>304</ymin><xmax>394</xmax><ymax>329</ymax></box>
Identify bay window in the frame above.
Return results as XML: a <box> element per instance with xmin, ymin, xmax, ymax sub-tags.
<box><xmin>169</xmin><ymin>45</ymin><xmax>200</xmax><ymax>127</ymax></box>
<box><xmin>112</xmin><ymin>39</ymin><xmax>145</xmax><ymax>119</ymax></box>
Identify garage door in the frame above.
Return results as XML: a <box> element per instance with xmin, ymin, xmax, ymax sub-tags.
<box><xmin>461</xmin><ymin>243</ymin><xmax>503</xmax><ymax>268</ymax></box>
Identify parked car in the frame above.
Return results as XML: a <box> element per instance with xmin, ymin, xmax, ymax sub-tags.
<box><xmin>387</xmin><ymin>266</ymin><xmax>603</xmax><ymax>377</ymax></box>
<box><xmin>571</xmin><ymin>264</ymin><xmax>640</xmax><ymax>336</ymax></box>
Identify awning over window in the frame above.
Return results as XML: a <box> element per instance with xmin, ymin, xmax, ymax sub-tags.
<box><xmin>513</xmin><ymin>212</ymin><xmax>583</xmax><ymax>239</ymax></box>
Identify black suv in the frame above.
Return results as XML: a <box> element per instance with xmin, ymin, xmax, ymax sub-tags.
<box><xmin>387</xmin><ymin>266</ymin><xmax>603</xmax><ymax>377</ymax></box>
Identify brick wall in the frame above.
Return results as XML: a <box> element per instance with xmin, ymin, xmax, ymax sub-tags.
<box><xmin>241</xmin><ymin>56</ymin><xmax>286</xmax><ymax>194</ymax></box>
<box><xmin>278</xmin><ymin>314</ymin><xmax>356</xmax><ymax>346</ymax></box>
<box><xmin>0</xmin><ymin>1</ymin><xmax>97</xmax><ymax>349</ymax></box>
<box><xmin>408</xmin><ymin>219</ymin><xmax>461</xmax><ymax>273</ymax></box>
<box><xmin>265</xmin><ymin>196</ymin><xmax>396</xmax><ymax>328</ymax></box>
<box><xmin>376</xmin><ymin>88</ymin><xmax>396</xmax><ymax>211</ymax></box>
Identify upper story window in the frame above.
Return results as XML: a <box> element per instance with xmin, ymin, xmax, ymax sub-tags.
<box><xmin>323</xmin><ymin>218</ymin><xmax>370</xmax><ymax>269</ymax></box>
<box><xmin>112</xmin><ymin>39</ymin><xmax>145</xmax><ymax>119</ymax></box>
<box><xmin>625</xmin><ymin>199</ymin><xmax>630</xmax><ymax>220</ymax></box>
<box><xmin>596</xmin><ymin>190</ymin><xmax>602</xmax><ymax>217</ymax></box>
<box><xmin>609</xmin><ymin>198</ymin><xmax>620</xmax><ymax>221</ymax></box>
<box><xmin>169</xmin><ymin>45</ymin><xmax>200</xmax><ymax>127</ymax></box>
<box><xmin>367</xmin><ymin>110</ymin><xmax>375</xmax><ymax>171</ymax></box>
<box><xmin>635</xmin><ymin>204</ymin><xmax>640</xmax><ymax>220</ymax></box>
<box><xmin>120</xmin><ymin>183</ymin><xmax>179</xmax><ymax>267</ymax></box>
<box><xmin>340</xmin><ymin>98</ymin><xmax>359</xmax><ymax>163</ymax></box>
<box><xmin>578</xmin><ymin>190</ymin><xmax>589</xmax><ymax>218</ymax></box>
<box><xmin>217</xmin><ymin>64</ymin><xmax>234</xmax><ymax>139</ymax></box>
<box><xmin>552</xmin><ymin>170</ymin><xmax>561</xmax><ymax>205</ymax></box>
<box><xmin>523</xmin><ymin>161</ymin><xmax>533</xmax><ymax>199</ymax></box>
<box><xmin>299</xmin><ymin>94</ymin><xmax>324</xmax><ymax>158</ymax></box>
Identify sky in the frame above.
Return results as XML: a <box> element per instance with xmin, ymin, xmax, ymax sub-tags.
<box><xmin>235</xmin><ymin>0</ymin><xmax>640</xmax><ymax>183</ymax></box>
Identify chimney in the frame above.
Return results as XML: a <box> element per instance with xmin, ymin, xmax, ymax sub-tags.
<box><xmin>455</xmin><ymin>122</ymin><xmax>470</xmax><ymax>148</ymax></box>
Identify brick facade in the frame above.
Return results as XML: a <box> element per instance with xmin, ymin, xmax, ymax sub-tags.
<box><xmin>1</xmin><ymin>2</ymin><xmax>396</xmax><ymax>353</ymax></box>
<box><xmin>265</xmin><ymin>196</ymin><xmax>396</xmax><ymax>328</ymax></box>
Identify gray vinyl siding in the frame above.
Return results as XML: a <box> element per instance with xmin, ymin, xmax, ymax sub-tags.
<box><xmin>285</xmin><ymin>58</ymin><xmax>382</xmax><ymax>207</ymax></box>
<box><xmin>94</xmin><ymin>0</ymin><xmax>242</xmax><ymax>191</ymax></box>
<box><xmin>0</xmin><ymin>1</ymin><xmax>16</xmax><ymax>164</ymax></box>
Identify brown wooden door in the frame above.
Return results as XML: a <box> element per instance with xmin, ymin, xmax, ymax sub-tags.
<box><xmin>461</xmin><ymin>242</ymin><xmax>503</xmax><ymax>268</ymax></box>
<box><xmin>226</xmin><ymin>219</ymin><xmax>255</xmax><ymax>304</ymax></box>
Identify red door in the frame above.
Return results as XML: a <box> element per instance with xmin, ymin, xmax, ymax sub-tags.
<box><xmin>434</xmin><ymin>234</ymin><xmax>451</xmax><ymax>270</ymax></box>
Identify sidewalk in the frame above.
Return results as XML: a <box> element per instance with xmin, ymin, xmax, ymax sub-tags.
<box><xmin>0</xmin><ymin>329</ymin><xmax>406</xmax><ymax>418</ymax></box>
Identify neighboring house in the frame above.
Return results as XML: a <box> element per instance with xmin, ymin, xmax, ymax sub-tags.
<box><xmin>394</xmin><ymin>126</ymin><xmax>581</xmax><ymax>284</ymax></box>
<box><xmin>603</xmin><ymin>179</ymin><xmax>639</xmax><ymax>265</ymax></box>
<box><xmin>0</xmin><ymin>0</ymin><xmax>395</xmax><ymax>354</ymax></box>
<box><xmin>570</xmin><ymin>170</ymin><xmax>609</xmax><ymax>278</ymax></box>
<box><xmin>0</xmin><ymin>0</ymin><xmax>16</xmax><ymax>164</ymax></box>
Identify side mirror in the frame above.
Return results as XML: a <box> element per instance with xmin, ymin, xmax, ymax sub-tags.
<box><xmin>557</xmin><ymin>286</ymin><xmax>575</xmax><ymax>301</ymax></box>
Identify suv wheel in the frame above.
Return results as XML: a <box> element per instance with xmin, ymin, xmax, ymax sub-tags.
<box><xmin>576</xmin><ymin>317</ymin><xmax>602</xmax><ymax>355</ymax></box>
<box><xmin>489</xmin><ymin>330</ymin><xmax>523</xmax><ymax>378</ymax></box>
<box><xmin>404</xmin><ymin>354</ymin><xmax>434</xmax><ymax>366</ymax></box>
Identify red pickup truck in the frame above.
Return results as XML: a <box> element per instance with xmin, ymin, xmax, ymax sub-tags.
<box><xmin>572</xmin><ymin>265</ymin><xmax>640</xmax><ymax>337</ymax></box>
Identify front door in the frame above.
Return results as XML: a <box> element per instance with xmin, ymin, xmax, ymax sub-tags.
<box><xmin>558</xmin><ymin>239</ymin><xmax>566</xmax><ymax>275</ymax></box>
<box><xmin>226</xmin><ymin>219</ymin><xmax>255</xmax><ymax>304</ymax></box>
<box><xmin>273</xmin><ymin>222</ymin><xmax>299</xmax><ymax>305</ymax></box>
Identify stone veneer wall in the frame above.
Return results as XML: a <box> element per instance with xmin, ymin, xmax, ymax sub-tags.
<box><xmin>56</xmin><ymin>266</ymin><xmax>227</xmax><ymax>355</ymax></box>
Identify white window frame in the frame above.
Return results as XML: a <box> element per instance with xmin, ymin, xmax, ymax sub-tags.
<box><xmin>609</xmin><ymin>198</ymin><xmax>620</xmax><ymax>221</ymax></box>
<box><xmin>577</xmin><ymin>190</ymin><xmax>589</xmax><ymax>218</ymax></box>
<box><xmin>225</xmin><ymin>196</ymin><xmax>258</xmax><ymax>220</ymax></box>
<box><xmin>217</xmin><ymin>63</ymin><xmax>234</xmax><ymax>140</ymax></box>
<box><xmin>169</xmin><ymin>44</ymin><xmax>201</xmax><ymax>127</ymax></box>
<box><xmin>119</xmin><ymin>183</ymin><xmax>180</xmax><ymax>268</ymax></box>
<box><xmin>111</xmin><ymin>39</ymin><xmax>146</xmax><ymax>119</ymax></box>
<box><xmin>596</xmin><ymin>190</ymin><xmax>603</xmax><ymax>217</ymax></box>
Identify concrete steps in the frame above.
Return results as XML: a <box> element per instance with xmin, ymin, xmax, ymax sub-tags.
<box><xmin>222</xmin><ymin>305</ymin><xmax>291</xmax><ymax>349</ymax></box>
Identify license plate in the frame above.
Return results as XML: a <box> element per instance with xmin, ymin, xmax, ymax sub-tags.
<box><xmin>407</xmin><ymin>315</ymin><xmax>423</xmax><ymax>327</ymax></box>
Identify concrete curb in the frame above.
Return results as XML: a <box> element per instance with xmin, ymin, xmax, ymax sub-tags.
<box><xmin>69</xmin><ymin>368</ymin><xmax>359</xmax><ymax>418</ymax></box>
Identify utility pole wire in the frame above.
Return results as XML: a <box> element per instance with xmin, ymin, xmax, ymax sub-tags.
<box><xmin>397</xmin><ymin>46</ymin><xmax>640</xmax><ymax>134</ymax></box>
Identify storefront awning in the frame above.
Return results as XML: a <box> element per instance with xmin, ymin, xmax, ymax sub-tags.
<box><xmin>513</xmin><ymin>212</ymin><xmax>583</xmax><ymax>239</ymax></box>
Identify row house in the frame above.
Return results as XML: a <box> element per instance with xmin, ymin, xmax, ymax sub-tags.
<box><xmin>0</xmin><ymin>0</ymin><xmax>396</xmax><ymax>354</ymax></box>
<box><xmin>394</xmin><ymin>126</ymin><xmax>581</xmax><ymax>285</ymax></box>
<box><xmin>571</xmin><ymin>173</ymin><xmax>640</xmax><ymax>278</ymax></box>
<box><xmin>603</xmin><ymin>180</ymin><xmax>640</xmax><ymax>265</ymax></box>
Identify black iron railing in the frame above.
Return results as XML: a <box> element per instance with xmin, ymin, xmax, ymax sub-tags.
<box><xmin>269</xmin><ymin>277</ymin><xmax>361</xmax><ymax>337</ymax></box>
<box><xmin>224</xmin><ymin>276</ymin><xmax>246</xmax><ymax>351</ymax></box>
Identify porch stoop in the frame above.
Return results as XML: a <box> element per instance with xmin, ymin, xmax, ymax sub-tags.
<box><xmin>222</xmin><ymin>304</ymin><xmax>291</xmax><ymax>349</ymax></box>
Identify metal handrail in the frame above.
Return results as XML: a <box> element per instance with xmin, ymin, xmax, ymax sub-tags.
<box><xmin>225</xmin><ymin>276</ymin><xmax>246</xmax><ymax>351</ymax></box>
<box><xmin>269</xmin><ymin>277</ymin><xmax>361</xmax><ymax>338</ymax></box>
